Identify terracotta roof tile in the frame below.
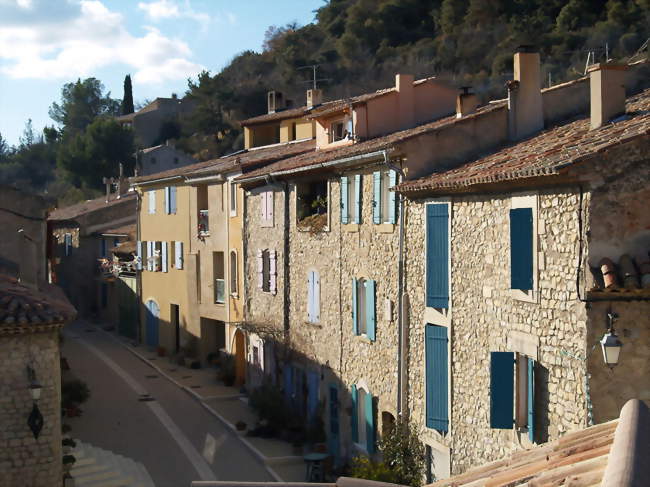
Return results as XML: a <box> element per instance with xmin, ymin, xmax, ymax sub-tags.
<box><xmin>48</xmin><ymin>192</ymin><xmax>136</xmax><ymax>221</ymax></box>
<box><xmin>398</xmin><ymin>88</ymin><xmax>650</xmax><ymax>194</ymax></box>
<box><xmin>100</xmin><ymin>223</ymin><xmax>135</xmax><ymax>237</ymax></box>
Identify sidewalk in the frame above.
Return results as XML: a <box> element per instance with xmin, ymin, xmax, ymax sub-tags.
<box><xmin>97</xmin><ymin>323</ymin><xmax>308</xmax><ymax>483</ymax></box>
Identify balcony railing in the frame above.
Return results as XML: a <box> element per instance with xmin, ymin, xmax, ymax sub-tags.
<box><xmin>198</xmin><ymin>209</ymin><xmax>209</xmax><ymax>235</ymax></box>
<box><xmin>214</xmin><ymin>278</ymin><xmax>225</xmax><ymax>304</ymax></box>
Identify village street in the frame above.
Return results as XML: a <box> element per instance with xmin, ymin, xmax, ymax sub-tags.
<box><xmin>61</xmin><ymin>320</ymin><xmax>273</xmax><ymax>487</ymax></box>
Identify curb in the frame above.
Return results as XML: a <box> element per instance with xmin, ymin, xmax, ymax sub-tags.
<box><xmin>96</xmin><ymin>325</ymin><xmax>288</xmax><ymax>483</ymax></box>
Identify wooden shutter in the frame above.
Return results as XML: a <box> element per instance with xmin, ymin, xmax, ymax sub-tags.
<box><xmin>148</xmin><ymin>190</ymin><xmax>156</xmax><ymax>214</ymax></box>
<box><xmin>426</xmin><ymin>204</ymin><xmax>449</xmax><ymax>309</ymax></box>
<box><xmin>490</xmin><ymin>351</ymin><xmax>514</xmax><ymax>429</ymax></box>
<box><xmin>175</xmin><ymin>241</ymin><xmax>183</xmax><ymax>269</ymax></box>
<box><xmin>340</xmin><ymin>177</ymin><xmax>349</xmax><ymax>224</ymax></box>
<box><xmin>354</xmin><ymin>174</ymin><xmax>362</xmax><ymax>224</ymax></box>
<box><xmin>351</xmin><ymin>385</ymin><xmax>358</xmax><ymax>443</ymax></box>
<box><xmin>161</xmin><ymin>241</ymin><xmax>168</xmax><ymax>272</ymax></box>
<box><xmin>365</xmin><ymin>280</ymin><xmax>376</xmax><ymax>341</ymax></box>
<box><xmin>170</xmin><ymin>186</ymin><xmax>177</xmax><ymax>214</ymax></box>
<box><xmin>365</xmin><ymin>392</ymin><xmax>375</xmax><ymax>453</ymax></box>
<box><xmin>372</xmin><ymin>171</ymin><xmax>381</xmax><ymax>224</ymax></box>
<box><xmin>510</xmin><ymin>208</ymin><xmax>534</xmax><ymax>290</ymax></box>
<box><xmin>270</xmin><ymin>250</ymin><xmax>277</xmax><ymax>295</ymax></box>
<box><xmin>352</xmin><ymin>278</ymin><xmax>358</xmax><ymax>335</ymax></box>
<box><xmin>388</xmin><ymin>170</ymin><xmax>397</xmax><ymax>224</ymax></box>
<box><xmin>425</xmin><ymin>325</ymin><xmax>449</xmax><ymax>432</ymax></box>
<box><xmin>307</xmin><ymin>271</ymin><xmax>314</xmax><ymax>322</ymax></box>
<box><xmin>257</xmin><ymin>249</ymin><xmax>264</xmax><ymax>289</ymax></box>
<box><xmin>136</xmin><ymin>241</ymin><xmax>143</xmax><ymax>270</ymax></box>
<box><xmin>528</xmin><ymin>358</ymin><xmax>535</xmax><ymax>443</ymax></box>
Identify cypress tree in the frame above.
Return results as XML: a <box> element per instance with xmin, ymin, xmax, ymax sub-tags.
<box><xmin>121</xmin><ymin>75</ymin><xmax>134</xmax><ymax>115</ymax></box>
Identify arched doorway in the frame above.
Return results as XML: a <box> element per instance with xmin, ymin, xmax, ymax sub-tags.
<box><xmin>233</xmin><ymin>329</ymin><xmax>246</xmax><ymax>386</ymax></box>
<box><xmin>145</xmin><ymin>299</ymin><xmax>159</xmax><ymax>347</ymax></box>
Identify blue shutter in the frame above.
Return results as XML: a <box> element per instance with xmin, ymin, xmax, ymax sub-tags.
<box><xmin>490</xmin><ymin>352</ymin><xmax>514</xmax><ymax>429</ymax></box>
<box><xmin>351</xmin><ymin>385</ymin><xmax>358</xmax><ymax>443</ymax></box>
<box><xmin>354</xmin><ymin>174</ymin><xmax>361</xmax><ymax>224</ymax></box>
<box><xmin>510</xmin><ymin>208</ymin><xmax>533</xmax><ymax>290</ymax></box>
<box><xmin>388</xmin><ymin>170</ymin><xmax>397</xmax><ymax>224</ymax></box>
<box><xmin>284</xmin><ymin>364</ymin><xmax>293</xmax><ymax>403</ymax></box>
<box><xmin>365</xmin><ymin>392</ymin><xmax>375</xmax><ymax>453</ymax></box>
<box><xmin>365</xmin><ymin>280</ymin><xmax>376</xmax><ymax>341</ymax></box>
<box><xmin>170</xmin><ymin>186</ymin><xmax>177</xmax><ymax>214</ymax></box>
<box><xmin>352</xmin><ymin>278</ymin><xmax>358</xmax><ymax>335</ymax></box>
<box><xmin>136</xmin><ymin>241</ymin><xmax>143</xmax><ymax>270</ymax></box>
<box><xmin>372</xmin><ymin>171</ymin><xmax>381</xmax><ymax>224</ymax></box>
<box><xmin>528</xmin><ymin>358</ymin><xmax>535</xmax><ymax>443</ymax></box>
<box><xmin>307</xmin><ymin>371</ymin><xmax>319</xmax><ymax>420</ymax></box>
<box><xmin>340</xmin><ymin>177</ymin><xmax>349</xmax><ymax>224</ymax></box>
<box><xmin>425</xmin><ymin>325</ymin><xmax>449</xmax><ymax>432</ymax></box>
<box><xmin>426</xmin><ymin>204</ymin><xmax>449</xmax><ymax>309</ymax></box>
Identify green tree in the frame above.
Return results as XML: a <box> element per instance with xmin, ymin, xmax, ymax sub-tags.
<box><xmin>121</xmin><ymin>74</ymin><xmax>135</xmax><ymax>115</ymax></box>
<box><xmin>19</xmin><ymin>119</ymin><xmax>36</xmax><ymax>147</ymax></box>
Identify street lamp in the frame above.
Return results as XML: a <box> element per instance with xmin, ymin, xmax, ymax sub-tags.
<box><xmin>600</xmin><ymin>310</ymin><xmax>622</xmax><ymax>368</ymax></box>
<box><xmin>26</xmin><ymin>365</ymin><xmax>44</xmax><ymax>439</ymax></box>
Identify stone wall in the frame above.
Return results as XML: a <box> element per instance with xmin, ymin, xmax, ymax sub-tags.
<box><xmin>0</xmin><ymin>329</ymin><xmax>62</xmax><ymax>487</ymax></box>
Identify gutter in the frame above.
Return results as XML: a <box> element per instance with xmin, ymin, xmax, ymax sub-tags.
<box><xmin>131</xmin><ymin>175</ymin><xmax>184</xmax><ymax>188</ymax></box>
<box><xmin>185</xmin><ymin>174</ymin><xmax>225</xmax><ymax>184</ymax></box>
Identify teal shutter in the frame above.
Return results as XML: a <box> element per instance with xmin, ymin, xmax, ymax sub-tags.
<box><xmin>388</xmin><ymin>170</ymin><xmax>397</xmax><ymax>224</ymax></box>
<box><xmin>510</xmin><ymin>208</ymin><xmax>533</xmax><ymax>290</ymax></box>
<box><xmin>425</xmin><ymin>325</ymin><xmax>449</xmax><ymax>432</ymax></box>
<box><xmin>351</xmin><ymin>385</ymin><xmax>358</xmax><ymax>443</ymax></box>
<box><xmin>354</xmin><ymin>174</ymin><xmax>361</xmax><ymax>224</ymax></box>
<box><xmin>170</xmin><ymin>186</ymin><xmax>177</xmax><ymax>214</ymax></box>
<box><xmin>372</xmin><ymin>171</ymin><xmax>381</xmax><ymax>224</ymax></box>
<box><xmin>426</xmin><ymin>204</ymin><xmax>449</xmax><ymax>308</ymax></box>
<box><xmin>490</xmin><ymin>352</ymin><xmax>514</xmax><ymax>429</ymax></box>
<box><xmin>365</xmin><ymin>393</ymin><xmax>375</xmax><ymax>453</ymax></box>
<box><xmin>528</xmin><ymin>358</ymin><xmax>535</xmax><ymax>443</ymax></box>
<box><xmin>365</xmin><ymin>280</ymin><xmax>376</xmax><ymax>341</ymax></box>
<box><xmin>340</xmin><ymin>177</ymin><xmax>349</xmax><ymax>224</ymax></box>
<box><xmin>352</xmin><ymin>278</ymin><xmax>358</xmax><ymax>335</ymax></box>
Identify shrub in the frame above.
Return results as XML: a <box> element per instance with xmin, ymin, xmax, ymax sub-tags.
<box><xmin>218</xmin><ymin>353</ymin><xmax>236</xmax><ymax>386</ymax></box>
<box><xmin>248</xmin><ymin>382</ymin><xmax>289</xmax><ymax>434</ymax></box>
<box><xmin>61</xmin><ymin>379</ymin><xmax>90</xmax><ymax>408</ymax></box>
<box><xmin>350</xmin><ymin>456</ymin><xmax>399</xmax><ymax>485</ymax></box>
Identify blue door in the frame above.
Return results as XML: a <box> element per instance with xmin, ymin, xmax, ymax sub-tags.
<box><xmin>328</xmin><ymin>385</ymin><xmax>340</xmax><ymax>464</ymax></box>
<box><xmin>145</xmin><ymin>300</ymin><xmax>159</xmax><ymax>347</ymax></box>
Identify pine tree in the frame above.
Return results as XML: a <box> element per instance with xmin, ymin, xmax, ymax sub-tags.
<box><xmin>121</xmin><ymin>74</ymin><xmax>134</xmax><ymax>115</ymax></box>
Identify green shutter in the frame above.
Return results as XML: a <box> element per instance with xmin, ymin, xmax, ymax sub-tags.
<box><xmin>340</xmin><ymin>177</ymin><xmax>349</xmax><ymax>224</ymax></box>
<box><xmin>388</xmin><ymin>170</ymin><xmax>397</xmax><ymax>224</ymax></box>
<box><xmin>365</xmin><ymin>393</ymin><xmax>375</xmax><ymax>453</ymax></box>
<box><xmin>510</xmin><ymin>208</ymin><xmax>534</xmax><ymax>290</ymax></box>
<box><xmin>351</xmin><ymin>385</ymin><xmax>358</xmax><ymax>443</ymax></box>
<box><xmin>365</xmin><ymin>280</ymin><xmax>376</xmax><ymax>341</ymax></box>
<box><xmin>354</xmin><ymin>174</ymin><xmax>362</xmax><ymax>224</ymax></box>
<box><xmin>352</xmin><ymin>278</ymin><xmax>358</xmax><ymax>335</ymax></box>
<box><xmin>528</xmin><ymin>358</ymin><xmax>535</xmax><ymax>443</ymax></box>
<box><xmin>372</xmin><ymin>171</ymin><xmax>381</xmax><ymax>224</ymax></box>
<box><xmin>425</xmin><ymin>324</ymin><xmax>449</xmax><ymax>432</ymax></box>
<box><xmin>490</xmin><ymin>352</ymin><xmax>514</xmax><ymax>429</ymax></box>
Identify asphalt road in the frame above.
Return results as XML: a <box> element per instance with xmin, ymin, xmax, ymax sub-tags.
<box><xmin>62</xmin><ymin>321</ymin><xmax>273</xmax><ymax>487</ymax></box>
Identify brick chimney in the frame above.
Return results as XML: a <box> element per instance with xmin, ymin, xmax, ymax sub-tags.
<box><xmin>307</xmin><ymin>89</ymin><xmax>323</xmax><ymax>108</ymax></box>
<box><xmin>588</xmin><ymin>63</ymin><xmax>628</xmax><ymax>129</ymax></box>
<box><xmin>395</xmin><ymin>74</ymin><xmax>415</xmax><ymax>129</ymax></box>
<box><xmin>508</xmin><ymin>47</ymin><xmax>543</xmax><ymax>140</ymax></box>
<box><xmin>456</xmin><ymin>87</ymin><xmax>479</xmax><ymax>118</ymax></box>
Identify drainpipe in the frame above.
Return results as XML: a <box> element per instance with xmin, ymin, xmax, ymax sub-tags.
<box><xmin>381</xmin><ymin>150</ymin><xmax>407</xmax><ymax>418</ymax></box>
<box><xmin>135</xmin><ymin>189</ymin><xmax>143</xmax><ymax>345</ymax></box>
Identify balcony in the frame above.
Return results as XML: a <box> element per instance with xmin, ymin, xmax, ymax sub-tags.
<box><xmin>198</xmin><ymin>209</ymin><xmax>209</xmax><ymax>236</ymax></box>
<box><xmin>214</xmin><ymin>278</ymin><xmax>225</xmax><ymax>304</ymax></box>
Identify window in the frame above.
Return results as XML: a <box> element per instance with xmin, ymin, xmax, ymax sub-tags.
<box><xmin>229</xmin><ymin>181</ymin><xmax>237</xmax><ymax>216</ymax></box>
<box><xmin>351</xmin><ymin>384</ymin><xmax>375</xmax><ymax>453</ymax></box>
<box><xmin>426</xmin><ymin>203</ymin><xmax>449</xmax><ymax>309</ymax></box>
<box><xmin>146</xmin><ymin>241</ymin><xmax>162</xmax><ymax>271</ymax></box>
<box><xmin>64</xmin><ymin>233</ymin><xmax>72</xmax><ymax>256</ymax></box>
<box><xmin>372</xmin><ymin>170</ymin><xmax>397</xmax><ymax>224</ymax></box>
<box><xmin>352</xmin><ymin>278</ymin><xmax>376</xmax><ymax>340</ymax></box>
<box><xmin>164</xmin><ymin>186</ymin><xmax>177</xmax><ymax>214</ymax></box>
<box><xmin>307</xmin><ymin>270</ymin><xmax>320</xmax><ymax>323</ymax></box>
<box><xmin>296</xmin><ymin>180</ymin><xmax>328</xmax><ymax>230</ymax></box>
<box><xmin>258</xmin><ymin>249</ymin><xmax>276</xmax><ymax>294</ymax></box>
<box><xmin>261</xmin><ymin>190</ymin><xmax>274</xmax><ymax>227</ymax></box>
<box><xmin>425</xmin><ymin>324</ymin><xmax>449</xmax><ymax>433</ymax></box>
<box><xmin>148</xmin><ymin>190</ymin><xmax>156</xmax><ymax>214</ymax></box>
<box><xmin>329</xmin><ymin>120</ymin><xmax>345</xmax><ymax>143</ymax></box>
<box><xmin>230</xmin><ymin>250</ymin><xmax>238</xmax><ymax>296</ymax></box>
<box><xmin>197</xmin><ymin>185</ymin><xmax>209</xmax><ymax>235</ymax></box>
<box><xmin>290</xmin><ymin>122</ymin><xmax>297</xmax><ymax>141</ymax></box>
<box><xmin>213</xmin><ymin>252</ymin><xmax>225</xmax><ymax>304</ymax></box>
<box><xmin>340</xmin><ymin>175</ymin><xmax>361</xmax><ymax>224</ymax></box>
<box><xmin>490</xmin><ymin>351</ymin><xmax>536</xmax><ymax>443</ymax></box>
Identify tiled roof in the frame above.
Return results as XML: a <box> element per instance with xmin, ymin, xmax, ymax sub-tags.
<box><xmin>131</xmin><ymin>139</ymin><xmax>315</xmax><ymax>185</ymax></box>
<box><xmin>237</xmin><ymin>104</ymin><xmax>505</xmax><ymax>183</ymax></box>
<box><xmin>111</xmin><ymin>240</ymin><xmax>136</xmax><ymax>255</ymax></box>
<box><xmin>48</xmin><ymin>192</ymin><xmax>136</xmax><ymax>221</ymax></box>
<box><xmin>588</xmin><ymin>253</ymin><xmax>650</xmax><ymax>299</ymax></box>
<box><xmin>0</xmin><ymin>275</ymin><xmax>76</xmax><ymax>333</ymax></box>
<box><xmin>101</xmin><ymin>223</ymin><xmax>135</xmax><ymax>237</ymax></box>
<box><xmin>239</xmin><ymin>105</ymin><xmax>320</xmax><ymax>126</ymax></box>
<box><xmin>398</xmin><ymin>88</ymin><xmax>650</xmax><ymax>195</ymax></box>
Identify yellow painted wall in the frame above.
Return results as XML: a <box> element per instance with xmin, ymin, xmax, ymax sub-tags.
<box><xmin>247</xmin><ymin>123</ymin><xmax>279</xmax><ymax>148</ymax></box>
<box><xmin>228</xmin><ymin>180</ymin><xmax>245</xmax><ymax>323</ymax></box>
<box><xmin>279</xmin><ymin>118</ymin><xmax>314</xmax><ymax>142</ymax></box>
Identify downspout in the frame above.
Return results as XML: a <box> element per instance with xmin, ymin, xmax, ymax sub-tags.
<box><xmin>381</xmin><ymin>150</ymin><xmax>407</xmax><ymax>418</ymax></box>
<box><xmin>135</xmin><ymin>189</ymin><xmax>143</xmax><ymax>344</ymax></box>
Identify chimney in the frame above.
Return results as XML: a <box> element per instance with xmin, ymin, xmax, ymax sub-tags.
<box><xmin>267</xmin><ymin>91</ymin><xmax>284</xmax><ymax>114</ymax></box>
<box><xmin>508</xmin><ymin>46</ymin><xmax>543</xmax><ymax>140</ymax></box>
<box><xmin>588</xmin><ymin>63</ymin><xmax>627</xmax><ymax>129</ymax></box>
<box><xmin>117</xmin><ymin>163</ymin><xmax>129</xmax><ymax>197</ymax></box>
<box><xmin>307</xmin><ymin>88</ymin><xmax>322</xmax><ymax>108</ymax></box>
<box><xmin>456</xmin><ymin>87</ymin><xmax>479</xmax><ymax>118</ymax></box>
<box><xmin>395</xmin><ymin>73</ymin><xmax>415</xmax><ymax>129</ymax></box>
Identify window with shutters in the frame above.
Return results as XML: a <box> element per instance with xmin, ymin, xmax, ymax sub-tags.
<box><xmin>425</xmin><ymin>324</ymin><xmax>449</xmax><ymax>433</ymax></box>
<box><xmin>372</xmin><ymin>170</ymin><xmax>397</xmax><ymax>225</ymax></box>
<box><xmin>230</xmin><ymin>250</ymin><xmax>238</xmax><ymax>296</ymax></box>
<box><xmin>425</xmin><ymin>203</ymin><xmax>450</xmax><ymax>313</ymax></box>
<box><xmin>148</xmin><ymin>190</ymin><xmax>156</xmax><ymax>214</ymax></box>
<box><xmin>351</xmin><ymin>382</ymin><xmax>375</xmax><ymax>453</ymax></box>
<box><xmin>258</xmin><ymin>249</ymin><xmax>276</xmax><ymax>294</ymax></box>
<box><xmin>329</xmin><ymin>120</ymin><xmax>346</xmax><ymax>143</ymax></box>
<box><xmin>164</xmin><ymin>186</ymin><xmax>177</xmax><ymax>215</ymax></box>
<box><xmin>229</xmin><ymin>180</ymin><xmax>237</xmax><ymax>217</ymax></box>
<box><xmin>340</xmin><ymin>174</ymin><xmax>361</xmax><ymax>224</ymax></box>
<box><xmin>307</xmin><ymin>270</ymin><xmax>320</xmax><ymax>323</ymax></box>
<box><xmin>197</xmin><ymin>185</ymin><xmax>209</xmax><ymax>236</ymax></box>
<box><xmin>213</xmin><ymin>251</ymin><xmax>225</xmax><ymax>304</ymax></box>
<box><xmin>510</xmin><ymin>195</ymin><xmax>538</xmax><ymax>302</ymax></box>
<box><xmin>173</xmin><ymin>241</ymin><xmax>183</xmax><ymax>269</ymax></box>
<box><xmin>64</xmin><ymin>233</ymin><xmax>72</xmax><ymax>256</ymax></box>
<box><xmin>260</xmin><ymin>190</ymin><xmax>274</xmax><ymax>227</ymax></box>
<box><xmin>352</xmin><ymin>278</ymin><xmax>376</xmax><ymax>341</ymax></box>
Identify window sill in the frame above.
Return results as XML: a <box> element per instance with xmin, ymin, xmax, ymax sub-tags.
<box><xmin>354</xmin><ymin>334</ymin><xmax>374</xmax><ymax>344</ymax></box>
<box><xmin>214</xmin><ymin>301</ymin><xmax>226</xmax><ymax>306</ymax></box>
<box><xmin>375</xmin><ymin>223</ymin><xmax>395</xmax><ymax>234</ymax></box>
<box><xmin>510</xmin><ymin>289</ymin><xmax>538</xmax><ymax>304</ymax></box>
<box><xmin>304</xmin><ymin>321</ymin><xmax>322</xmax><ymax>328</ymax></box>
<box><xmin>296</xmin><ymin>226</ymin><xmax>330</xmax><ymax>233</ymax></box>
<box><xmin>343</xmin><ymin>223</ymin><xmax>359</xmax><ymax>233</ymax></box>
<box><xmin>198</xmin><ymin>232</ymin><xmax>210</xmax><ymax>238</ymax></box>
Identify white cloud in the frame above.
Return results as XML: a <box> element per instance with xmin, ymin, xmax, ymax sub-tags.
<box><xmin>0</xmin><ymin>0</ymin><xmax>204</xmax><ymax>84</ymax></box>
<box><xmin>137</xmin><ymin>0</ymin><xmax>210</xmax><ymax>28</ymax></box>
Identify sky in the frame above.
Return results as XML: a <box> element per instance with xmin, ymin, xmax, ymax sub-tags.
<box><xmin>0</xmin><ymin>0</ymin><xmax>324</xmax><ymax>145</ymax></box>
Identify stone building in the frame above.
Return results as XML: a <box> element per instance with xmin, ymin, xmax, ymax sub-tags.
<box><xmin>0</xmin><ymin>274</ymin><xmax>76</xmax><ymax>487</ymax></box>
<box><xmin>395</xmin><ymin>65</ymin><xmax>650</xmax><ymax>479</ymax></box>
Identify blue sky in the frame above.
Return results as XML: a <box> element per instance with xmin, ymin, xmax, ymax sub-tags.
<box><xmin>0</xmin><ymin>0</ymin><xmax>324</xmax><ymax>145</ymax></box>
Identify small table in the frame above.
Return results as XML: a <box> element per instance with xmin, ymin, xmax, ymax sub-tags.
<box><xmin>304</xmin><ymin>452</ymin><xmax>329</xmax><ymax>482</ymax></box>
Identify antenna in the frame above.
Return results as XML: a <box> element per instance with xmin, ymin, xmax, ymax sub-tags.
<box><xmin>297</xmin><ymin>64</ymin><xmax>331</xmax><ymax>90</ymax></box>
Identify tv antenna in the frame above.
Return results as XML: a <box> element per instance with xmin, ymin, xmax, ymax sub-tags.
<box><xmin>297</xmin><ymin>64</ymin><xmax>331</xmax><ymax>90</ymax></box>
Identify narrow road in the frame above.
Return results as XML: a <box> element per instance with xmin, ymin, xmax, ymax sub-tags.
<box><xmin>62</xmin><ymin>321</ymin><xmax>273</xmax><ymax>487</ymax></box>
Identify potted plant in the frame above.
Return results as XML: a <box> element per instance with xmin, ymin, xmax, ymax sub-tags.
<box><xmin>62</xmin><ymin>438</ymin><xmax>76</xmax><ymax>453</ymax></box>
<box><xmin>62</xmin><ymin>454</ymin><xmax>76</xmax><ymax>473</ymax></box>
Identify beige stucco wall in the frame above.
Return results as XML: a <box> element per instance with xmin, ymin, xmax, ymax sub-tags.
<box><xmin>280</xmin><ymin>118</ymin><xmax>314</xmax><ymax>142</ymax></box>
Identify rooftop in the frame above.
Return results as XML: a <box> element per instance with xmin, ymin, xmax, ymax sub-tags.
<box><xmin>100</xmin><ymin>223</ymin><xmax>136</xmax><ymax>237</ymax></box>
<box><xmin>48</xmin><ymin>192</ymin><xmax>136</xmax><ymax>222</ymax></box>
<box><xmin>397</xmin><ymin>88</ymin><xmax>650</xmax><ymax>195</ymax></box>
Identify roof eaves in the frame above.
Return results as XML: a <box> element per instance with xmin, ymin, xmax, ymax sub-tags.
<box><xmin>130</xmin><ymin>174</ymin><xmax>185</xmax><ymax>187</ymax></box>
